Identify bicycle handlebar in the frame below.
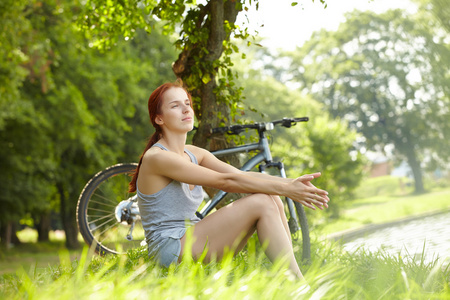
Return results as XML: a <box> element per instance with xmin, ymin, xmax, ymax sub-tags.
<box><xmin>210</xmin><ymin>117</ymin><xmax>309</xmax><ymax>135</ymax></box>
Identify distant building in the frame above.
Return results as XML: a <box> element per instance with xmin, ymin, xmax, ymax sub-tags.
<box><xmin>370</xmin><ymin>157</ymin><xmax>414</xmax><ymax>179</ymax></box>
<box><xmin>369</xmin><ymin>156</ymin><xmax>391</xmax><ymax>178</ymax></box>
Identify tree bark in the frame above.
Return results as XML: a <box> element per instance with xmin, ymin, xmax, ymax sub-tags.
<box><xmin>172</xmin><ymin>0</ymin><xmax>242</xmax><ymax>206</ymax></box>
<box><xmin>405</xmin><ymin>147</ymin><xmax>425</xmax><ymax>194</ymax></box>
<box><xmin>0</xmin><ymin>222</ymin><xmax>12</xmax><ymax>248</ymax></box>
<box><xmin>173</xmin><ymin>0</ymin><xmax>240</xmax><ymax>151</ymax></box>
<box><xmin>58</xmin><ymin>182</ymin><xmax>80</xmax><ymax>249</ymax></box>
<box><xmin>10</xmin><ymin>223</ymin><xmax>21</xmax><ymax>245</ymax></box>
<box><xmin>0</xmin><ymin>221</ymin><xmax>21</xmax><ymax>248</ymax></box>
<box><xmin>36</xmin><ymin>212</ymin><xmax>51</xmax><ymax>242</ymax></box>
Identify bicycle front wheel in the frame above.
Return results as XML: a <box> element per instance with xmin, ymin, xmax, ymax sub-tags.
<box><xmin>293</xmin><ymin>201</ymin><xmax>311</xmax><ymax>263</ymax></box>
<box><xmin>76</xmin><ymin>163</ymin><xmax>145</xmax><ymax>255</ymax></box>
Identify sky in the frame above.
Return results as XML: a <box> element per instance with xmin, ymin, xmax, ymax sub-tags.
<box><xmin>238</xmin><ymin>0</ymin><xmax>415</xmax><ymax>51</ymax></box>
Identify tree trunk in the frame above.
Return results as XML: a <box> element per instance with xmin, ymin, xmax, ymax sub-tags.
<box><xmin>10</xmin><ymin>223</ymin><xmax>21</xmax><ymax>245</ymax></box>
<box><xmin>36</xmin><ymin>212</ymin><xmax>51</xmax><ymax>242</ymax></box>
<box><xmin>405</xmin><ymin>147</ymin><xmax>425</xmax><ymax>194</ymax></box>
<box><xmin>172</xmin><ymin>0</ymin><xmax>242</xmax><ymax>207</ymax></box>
<box><xmin>172</xmin><ymin>0</ymin><xmax>240</xmax><ymax>151</ymax></box>
<box><xmin>57</xmin><ymin>182</ymin><xmax>80</xmax><ymax>249</ymax></box>
<box><xmin>0</xmin><ymin>222</ymin><xmax>12</xmax><ymax>248</ymax></box>
<box><xmin>0</xmin><ymin>221</ymin><xmax>21</xmax><ymax>248</ymax></box>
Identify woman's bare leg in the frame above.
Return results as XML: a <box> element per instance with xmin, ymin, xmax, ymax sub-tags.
<box><xmin>179</xmin><ymin>193</ymin><xmax>303</xmax><ymax>279</ymax></box>
<box><xmin>269</xmin><ymin>195</ymin><xmax>292</xmax><ymax>244</ymax></box>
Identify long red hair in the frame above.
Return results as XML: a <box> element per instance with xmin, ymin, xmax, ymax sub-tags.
<box><xmin>128</xmin><ymin>79</ymin><xmax>193</xmax><ymax>193</ymax></box>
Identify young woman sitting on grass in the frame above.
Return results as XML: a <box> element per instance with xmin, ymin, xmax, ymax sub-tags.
<box><xmin>128</xmin><ymin>80</ymin><xmax>330</xmax><ymax>280</ymax></box>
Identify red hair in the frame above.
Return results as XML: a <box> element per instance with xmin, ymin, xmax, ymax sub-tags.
<box><xmin>128</xmin><ymin>79</ymin><xmax>193</xmax><ymax>193</ymax></box>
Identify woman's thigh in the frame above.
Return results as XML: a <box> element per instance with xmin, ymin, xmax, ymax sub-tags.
<box><xmin>179</xmin><ymin>193</ymin><xmax>278</xmax><ymax>262</ymax></box>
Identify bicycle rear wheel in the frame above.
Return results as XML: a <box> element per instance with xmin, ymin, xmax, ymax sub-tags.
<box><xmin>76</xmin><ymin>163</ymin><xmax>145</xmax><ymax>255</ymax></box>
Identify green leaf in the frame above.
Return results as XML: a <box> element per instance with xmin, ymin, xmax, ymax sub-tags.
<box><xmin>201</xmin><ymin>74</ymin><xmax>211</xmax><ymax>84</ymax></box>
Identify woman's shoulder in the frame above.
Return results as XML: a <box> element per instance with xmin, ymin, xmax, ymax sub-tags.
<box><xmin>185</xmin><ymin>144</ymin><xmax>208</xmax><ymax>159</ymax></box>
<box><xmin>142</xmin><ymin>145</ymin><xmax>167</xmax><ymax>163</ymax></box>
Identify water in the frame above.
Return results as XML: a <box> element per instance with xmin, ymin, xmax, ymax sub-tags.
<box><xmin>343</xmin><ymin>212</ymin><xmax>450</xmax><ymax>263</ymax></box>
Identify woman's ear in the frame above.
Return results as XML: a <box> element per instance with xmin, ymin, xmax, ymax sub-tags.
<box><xmin>155</xmin><ymin>116</ymin><xmax>164</xmax><ymax>125</ymax></box>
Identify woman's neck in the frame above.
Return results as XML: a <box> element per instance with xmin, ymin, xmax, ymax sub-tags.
<box><xmin>158</xmin><ymin>133</ymin><xmax>187</xmax><ymax>155</ymax></box>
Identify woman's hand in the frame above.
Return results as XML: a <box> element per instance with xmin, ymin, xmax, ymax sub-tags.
<box><xmin>288</xmin><ymin>172</ymin><xmax>330</xmax><ymax>210</ymax></box>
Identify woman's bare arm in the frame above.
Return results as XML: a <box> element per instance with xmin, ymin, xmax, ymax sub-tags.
<box><xmin>146</xmin><ymin>147</ymin><xmax>329</xmax><ymax>210</ymax></box>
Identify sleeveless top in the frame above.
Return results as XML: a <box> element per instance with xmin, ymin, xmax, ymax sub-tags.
<box><xmin>136</xmin><ymin>143</ymin><xmax>203</xmax><ymax>255</ymax></box>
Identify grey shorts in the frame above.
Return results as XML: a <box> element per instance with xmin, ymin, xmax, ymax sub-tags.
<box><xmin>152</xmin><ymin>237</ymin><xmax>182</xmax><ymax>267</ymax></box>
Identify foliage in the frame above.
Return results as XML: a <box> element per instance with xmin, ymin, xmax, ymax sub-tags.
<box><xmin>413</xmin><ymin>0</ymin><xmax>450</xmax><ymax>33</ymax></box>
<box><xmin>79</xmin><ymin>0</ymin><xmax>257</xmax><ymax>148</ymax></box>
<box><xmin>0</xmin><ymin>0</ymin><xmax>177</xmax><ymax>246</ymax></box>
<box><xmin>231</xmin><ymin>45</ymin><xmax>366</xmax><ymax>219</ymax></box>
<box><xmin>0</xmin><ymin>0</ymin><xmax>31</xmax><ymax>130</ymax></box>
<box><xmin>1</xmin><ymin>237</ymin><xmax>449</xmax><ymax>299</ymax></box>
<box><xmin>287</xmin><ymin>8</ymin><xmax>450</xmax><ymax>194</ymax></box>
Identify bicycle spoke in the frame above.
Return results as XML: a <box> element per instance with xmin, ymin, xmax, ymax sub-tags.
<box><xmin>87</xmin><ymin>213</ymin><xmax>115</xmax><ymax>218</ymax></box>
<box><xmin>88</xmin><ymin>213</ymin><xmax>115</xmax><ymax>224</ymax></box>
<box><xmin>96</xmin><ymin>222</ymin><xmax>123</xmax><ymax>243</ymax></box>
<box><xmin>88</xmin><ymin>199</ymin><xmax>118</xmax><ymax>208</ymax></box>
<box><xmin>91</xmin><ymin>192</ymin><xmax>121</xmax><ymax>205</ymax></box>
<box><xmin>88</xmin><ymin>207</ymin><xmax>115</xmax><ymax>214</ymax></box>
<box><xmin>97</xmin><ymin>178</ymin><xmax>130</xmax><ymax>194</ymax></box>
<box><xmin>91</xmin><ymin>216</ymin><xmax>120</xmax><ymax>233</ymax></box>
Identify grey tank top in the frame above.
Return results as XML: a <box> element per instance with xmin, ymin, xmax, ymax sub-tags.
<box><xmin>137</xmin><ymin>143</ymin><xmax>203</xmax><ymax>251</ymax></box>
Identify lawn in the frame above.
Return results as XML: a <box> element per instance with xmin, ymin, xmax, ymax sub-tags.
<box><xmin>0</xmin><ymin>230</ymin><xmax>83</xmax><ymax>276</ymax></box>
<box><xmin>318</xmin><ymin>188</ymin><xmax>450</xmax><ymax>235</ymax></box>
<box><xmin>316</xmin><ymin>176</ymin><xmax>450</xmax><ymax>235</ymax></box>
<box><xmin>1</xmin><ymin>176</ymin><xmax>449</xmax><ymax>299</ymax></box>
<box><xmin>1</xmin><ymin>236</ymin><xmax>449</xmax><ymax>299</ymax></box>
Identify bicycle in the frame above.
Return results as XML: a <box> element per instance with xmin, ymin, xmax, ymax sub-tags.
<box><xmin>76</xmin><ymin>117</ymin><xmax>312</xmax><ymax>261</ymax></box>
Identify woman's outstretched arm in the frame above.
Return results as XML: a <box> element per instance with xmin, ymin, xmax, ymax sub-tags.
<box><xmin>144</xmin><ymin>147</ymin><xmax>329</xmax><ymax>210</ymax></box>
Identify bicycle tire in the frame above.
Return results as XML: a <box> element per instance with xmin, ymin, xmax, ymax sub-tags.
<box><xmin>293</xmin><ymin>201</ymin><xmax>311</xmax><ymax>263</ymax></box>
<box><xmin>76</xmin><ymin>163</ymin><xmax>144</xmax><ymax>255</ymax></box>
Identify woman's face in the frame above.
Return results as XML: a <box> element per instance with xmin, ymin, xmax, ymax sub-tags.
<box><xmin>156</xmin><ymin>87</ymin><xmax>194</xmax><ymax>133</ymax></box>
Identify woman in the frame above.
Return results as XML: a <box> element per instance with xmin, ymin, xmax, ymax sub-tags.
<box><xmin>129</xmin><ymin>80</ymin><xmax>330</xmax><ymax>279</ymax></box>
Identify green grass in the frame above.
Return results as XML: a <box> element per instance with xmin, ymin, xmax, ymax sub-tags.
<box><xmin>317</xmin><ymin>178</ymin><xmax>450</xmax><ymax>235</ymax></box>
<box><xmin>0</xmin><ymin>229</ymin><xmax>83</xmax><ymax>276</ymax></box>
<box><xmin>1</xmin><ymin>177</ymin><xmax>449</xmax><ymax>298</ymax></box>
<box><xmin>1</xmin><ymin>238</ymin><xmax>449</xmax><ymax>299</ymax></box>
<box><xmin>0</xmin><ymin>241</ymin><xmax>83</xmax><ymax>276</ymax></box>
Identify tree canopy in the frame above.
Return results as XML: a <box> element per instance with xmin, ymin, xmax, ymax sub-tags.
<box><xmin>287</xmin><ymin>7</ymin><xmax>450</xmax><ymax>193</ymax></box>
<box><xmin>0</xmin><ymin>0</ymin><xmax>177</xmax><ymax>247</ymax></box>
<box><xmin>80</xmin><ymin>0</ymin><xmax>253</xmax><ymax>150</ymax></box>
<box><xmin>1</xmin><ymin>0</ymin><xmax>368</xmax><ymax>246</ymax></box>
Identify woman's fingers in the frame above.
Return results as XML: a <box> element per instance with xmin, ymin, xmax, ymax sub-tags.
<box><xmin>306</xmin><ymin>186</ymin><xmax>328</xmax><ymax>198</ymax></box>
<box><xmin>295</xmin><ymin>192</ymin><xmax>329</xmax><ymax>210</ymax></box>
<box><xmin>298</xmin><ymin>172</ymin><xmax>322</xmax><ymax>182</ymax></box>
<box><xmin>291</xmin><ymin>173</ymin><xmax>331</xmax><ymax>209</ymax></box>
<box><xmin>298</xmin><ymin>200</ymin><xmax>316</xmax><ymax>210</ymax></box>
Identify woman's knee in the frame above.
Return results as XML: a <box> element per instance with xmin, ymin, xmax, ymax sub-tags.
<box><xmin>245</xmin><ymin>193</ymin><xmax>279</xmax><ymax>215</ymax></box>
<box><xmin>269</xmin><ymin>195</ymin><xmax>285</xmax><ymax>214</ymax></box>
